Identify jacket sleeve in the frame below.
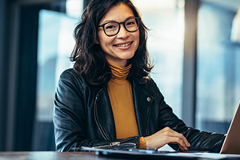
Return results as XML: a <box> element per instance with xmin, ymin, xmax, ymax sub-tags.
<box><xmin>53</xmin><ymin>69</ymin><xmax>140</xmax><ymax>152</ymax></box>
<box><xmin>144</xmin><ymin>79</ymin><xmax>225</xmax><ymax>153</ymax></box>
<box><xmin>156</xmin><ymin>88</ymin><xmax>225</xmax><ymax>152</ymax></box>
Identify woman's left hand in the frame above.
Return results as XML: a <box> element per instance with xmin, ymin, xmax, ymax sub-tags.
<box><xmin>144</xmin><ymin>127</ymin><xmax>191</xmax><ymax>150</ymax></box>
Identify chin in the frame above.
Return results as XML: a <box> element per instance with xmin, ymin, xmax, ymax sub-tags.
<box><xmin>123</xmin><ymin>52</ymin><xmax>135</xmax><ymax>59</ymax></box>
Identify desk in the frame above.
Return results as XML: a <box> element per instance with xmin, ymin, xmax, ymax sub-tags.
<box><xmin>1</xmin><ymin>151</ymin><xmax>240</xmax><ymax>160</ymax></box>
<box><xmin>0</xmin><ymin>152</ymin><xmax>131</xmax><ymax>160</ymax></box>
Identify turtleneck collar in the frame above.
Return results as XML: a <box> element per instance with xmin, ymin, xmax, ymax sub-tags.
<box><xmin>107</xmin><ymin>60</ymin><xmax>132</xmax><ymax>81</ymax></box>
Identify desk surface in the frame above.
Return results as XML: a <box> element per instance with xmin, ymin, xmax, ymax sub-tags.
<box><xmin>0</xmin><ymin>152</ymin><xmax>131</xmax><ymax>160</ymax></box>
<box><xmin>1</xmin><ymin>151</ymin><xmax>240</xmax><ymax>160</ymax></box>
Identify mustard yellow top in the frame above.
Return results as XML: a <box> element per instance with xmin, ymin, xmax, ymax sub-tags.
<box><xmin>107</xmin><ymin>61</ymin><xmax>146</xmax><ymax>149</ymax></box>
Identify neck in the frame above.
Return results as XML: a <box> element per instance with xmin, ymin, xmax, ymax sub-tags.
<box><xmin>106</xmin><ymin>59</ymin><xmax>129</xmax><ymax>67</ymax></box>
<box><xmin>107</xmin><ymin>60</ymin><xmax>131</xmax><ymax>80</ymax></box>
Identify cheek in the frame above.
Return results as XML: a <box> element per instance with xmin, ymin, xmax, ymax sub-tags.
<box><xmin>98</xmin><ymin>33</ymin><xmax>113</xmax><ymax>47</ymax></box>
<box><xmin>134</xmin><ymin>32</ymin><xmax>140</xmax><ymax>47</ymax></box>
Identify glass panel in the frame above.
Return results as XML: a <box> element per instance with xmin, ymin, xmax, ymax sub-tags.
<box><xmin>196</xmin><ymin>1</ymin><xmax>240</xmax><ymax>134</ymax></box>
<box><xmin>132</xmin><ymin>0</ymin><xmax>185</xmax><ymax>118</ymax></box>
<box><xmin>36</xmin><ymin>8</ymin><xmax>81</xmax><ymax>122</ymax></box>
<box><xmin>66</xmin><ymin>0</ymin><xmax>83</xmax><ymax>18</ymax></box>
<box><xmin>33</xmin><ymin>0</ymin><xmax>83</xmax><ymax>151</ymax></box>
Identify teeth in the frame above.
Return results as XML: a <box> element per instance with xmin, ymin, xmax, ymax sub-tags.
<box><xmin>116</xmin><ymin>42</ymin><xmax>131</xmax><ymax>47</ymax></box>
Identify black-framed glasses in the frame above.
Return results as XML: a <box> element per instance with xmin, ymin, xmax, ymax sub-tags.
<box><xmin>99</xmin><ymin>17</ymin><xmax>141</xmax><ymax>36</ymax></box>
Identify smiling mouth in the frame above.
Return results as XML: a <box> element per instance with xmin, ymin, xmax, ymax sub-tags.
<box><xmin>114</xmin><ymin>41</ymin><xmax>133</xmax><ymax>47</ymax></box>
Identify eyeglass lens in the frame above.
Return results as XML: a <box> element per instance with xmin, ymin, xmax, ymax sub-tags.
<box><xmin>104</xmin><ymin>18</ymin><xmax>139</xmax><ymax>36</ymax></box>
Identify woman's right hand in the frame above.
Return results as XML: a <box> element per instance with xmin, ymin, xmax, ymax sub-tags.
<box><xmin>144</xmin><ymin>127</ymin><xmax>191</xmax><ymax>151</ymax></box>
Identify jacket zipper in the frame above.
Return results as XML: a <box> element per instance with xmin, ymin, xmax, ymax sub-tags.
<box><xmin>93</xmin><ymin>136</ymin><xmax>139</xmax><ymax>148</ymax></box>
<box><xmin>92</xmin><ymin>142</ymin><xmax>136</xmax><ymax>149</ymax></box>
<box><xmin>94</xmin><ymin>91</ymin><xmax>109</xmax><ymax>140</ymax></box>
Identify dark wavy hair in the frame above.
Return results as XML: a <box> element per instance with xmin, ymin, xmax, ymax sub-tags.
<box><xmin>70</xmin><ymin>0</ymin><xmax>153</xmax><ymax>86</ymax></box>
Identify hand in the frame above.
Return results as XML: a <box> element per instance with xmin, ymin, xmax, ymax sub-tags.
<box><xmin>144</xmin><ymin>127</ymin><xmax>190</xmax><ymax>150</ymax></box>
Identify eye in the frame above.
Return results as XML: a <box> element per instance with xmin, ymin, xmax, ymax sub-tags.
<box><xmin>105</xmin><ymin>23</ymin><xmax>118</xmax><ymax>30</ymax></box>
<box><xmin>106</xmin><ymin>25</ymin><xmax>116</xmax><ymax>29</ymax></box>
<box><xmin>126</xmin><ymin>21</ymin><xmax>136</xmax><ymax>26</ymax></box>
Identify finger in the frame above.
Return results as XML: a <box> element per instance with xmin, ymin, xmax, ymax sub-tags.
<box><xmin>161</xmin><ymin>127</ymin><xmax>189</xmax><ymax>148</ymax></box>
<box><xmin>179</xmin><ymin>145</ymin><xmax>185</xmax><ymax>151</ymax></box>
<box><xmin>177</xmin><ymin>133</ymin><xmax>190</xmax><ymax>147</ymax></box>
<box><xmin>166</xmin><ymin>131</ymin><xmax>190</xmax><ymax>147</ymax></box>
<box><xmin>167</xmin><ymin>136</ymin><xmax>189</xmax><ymax>150</ymax></box>
<box><xmin>178</xmin><ymin>144</ymin><xmax>187</xmax><ymax>151</ymax></box>
<box><xmin>174</xmin><ymin>137</ymin><xmax>188</xmax><ymax>150</ymax></box>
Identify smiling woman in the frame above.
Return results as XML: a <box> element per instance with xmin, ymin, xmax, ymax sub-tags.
<box><xmin>53</xmin><ymin>0</ymin><xmax>225</xmax><ymax>153</ymax></box>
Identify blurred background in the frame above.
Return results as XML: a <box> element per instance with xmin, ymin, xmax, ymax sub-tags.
<box><xmin>0</xmin><ymin>0</ymin><xmax>240</xmax><ymax>151</ymax></box>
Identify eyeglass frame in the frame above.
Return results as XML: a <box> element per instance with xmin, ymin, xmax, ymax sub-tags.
<box><xmin>98</xmin><ymin>17</ymin><xmax>141</xmax><ymax>36</ymax></box>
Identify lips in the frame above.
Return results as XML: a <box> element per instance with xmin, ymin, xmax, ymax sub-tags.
<box><xmin>114</xmin><ymin>41</ymin><xmax>133</xmax><ymax>47</ymax></box>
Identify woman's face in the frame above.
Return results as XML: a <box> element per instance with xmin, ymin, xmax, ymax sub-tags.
<box><xmin>98</xmin><ymin>3</ymin><xmax>140</xmax><ymax>67</ymax></box>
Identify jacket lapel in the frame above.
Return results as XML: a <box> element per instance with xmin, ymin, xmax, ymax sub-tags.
<box><xmin>132</xmin><ymin>79</ymin><xmax>154</xmax><ymax>137</ymax></box>
<box><xmin>95</xmin><ymin>86</ymin><xmax>116</xmax><ymax>140</ymax></box>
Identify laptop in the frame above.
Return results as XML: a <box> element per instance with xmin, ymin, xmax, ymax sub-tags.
<box><xmin>220</xmin><ymin>102</ymin><xmax>240</xmax><ymax>154</ymax></box>
<box><xmin>81</xmin><ymin>103</ymin><xmax>240</xmax><ymax>159</ymax></box>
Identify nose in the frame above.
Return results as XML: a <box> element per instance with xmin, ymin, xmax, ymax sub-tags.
<box><xmin>117</xmin><ymin>24</ymin><xmax>129</xmax><ymax>38</ymax></box>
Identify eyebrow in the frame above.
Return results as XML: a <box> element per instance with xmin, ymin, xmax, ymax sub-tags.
<box><xmin>101</xmin><ymin>16</ymin><xmax>135</xmax><ymax>24</ymax></box>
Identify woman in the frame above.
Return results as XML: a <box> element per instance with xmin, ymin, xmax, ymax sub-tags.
<box><xmin>53</xmin><ymin>0</ymin><xmax>225</xmax><ymax>152</ymax></box>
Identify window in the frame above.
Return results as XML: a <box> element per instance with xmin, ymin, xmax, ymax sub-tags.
<box><xmin>132</xmin><ymin>0</ymin><xmax>185</xmax><ymax>118</ymax></box>
<box><xmin>196</xmin><ymin>1</ymin><xmax>240</xmax><ymax>133</ymax></box>
<box><xmin>36</xmin><ymin>0</ymin><xmax>83</xmax><ymax>122</ymax></box>
<box><xmin>36</xmin><ymin>10</ymin><xmax>78</xmax><ymax>121</ymax></box>
<box><xmin>33</xmin><ymin>0</ymin><xmax>83</xmax><ymax>150</ymax></box>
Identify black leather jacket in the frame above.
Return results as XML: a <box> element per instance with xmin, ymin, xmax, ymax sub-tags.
<box><xmin>53</xmin><ymin>68</ymin><xmax>225</xmax><ymax>152</ymax></box>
